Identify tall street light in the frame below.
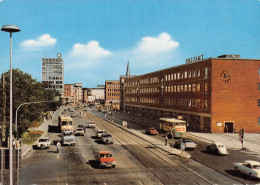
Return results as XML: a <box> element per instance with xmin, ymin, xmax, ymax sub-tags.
<box><xmin>1</xmin><ymin>25</ymin><xmax>21</xmax><ymax>185</ymax></box>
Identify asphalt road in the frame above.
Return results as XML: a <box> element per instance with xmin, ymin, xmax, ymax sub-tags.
<box><xmin>19</xmin><ymin>110</ymin><xmax>160</xmax><ymax>185</ymax></box>
<box><xmin>18</xmin><ymin>108</ymin><xmax>260</xmax><ymax>184</ymax></box>
<box><xmin>94</xmin><ymin>109</ymin><xmax>260</xmax><ymax>184</ymax></box>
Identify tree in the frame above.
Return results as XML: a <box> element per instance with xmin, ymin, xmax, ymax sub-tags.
<box><xmin>0</xmin><ymin>68</ymin><xmax>61</xmax><ymax>139</ymax></box>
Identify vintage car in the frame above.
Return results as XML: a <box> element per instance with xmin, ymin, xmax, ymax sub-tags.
<box><xmin>75</xmin><ymin>127</ymin><xmax>85</xmax><ymax>136</ymax></box>
<box><xmin>88</xmin><ymin>121</ymin><xmax>96</xmax><ymax>128</ymax></box>
<box><xmin>96</xmin><ymin>130</ymin><xmax>106</xmax><ymax>138</ymax></box>
<box><xmin>233</xmin><ymin>160</ymin><xmax>260</xmax><ymax>179</ymax></box>
<box><xmin>62</xmin><ymin>130</ymin><xmax>76</xmax><ymax>146</ymax></box>
<box><xmin>36</xmin><ymin>137</ymin><xmax>51</xmax><ymax>149</ymax></box>
<box><xmin>145</xmin><ymin>128</ymin><xmax>158</xmax><ymax>135</ymax></box>
<box><xmin>95</xmin><ymin>151</ymin><xmax>116</xmax><ymax>168</ymax></box>
<box><xmin>175</xmin><ymin>138</ymin><xmax>197</xmax><ymax>150</ymax></box>
<box><xmin>101</xmin><ymin>133</ymin><xmax>114</xmax><ymax>144</ymax></box>
<box><xmin>206</xmin><ymin>142</ymin><xmax>229</xmax><ymax>155</ymax></box>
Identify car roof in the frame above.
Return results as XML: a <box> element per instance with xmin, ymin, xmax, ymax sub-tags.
<box><xmin>244</xmin><ymin>160</ymin><xmax>260</xmax><ymax>165</ymax></box>
<box><xmin>99</xmin><ymin>151</ymin><xmax>112</xmax><ymax>154</ymax></box>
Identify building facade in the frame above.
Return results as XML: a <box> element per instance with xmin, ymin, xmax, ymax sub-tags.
<box><xmin>122</xmin><ymin>55</ymin><xmax>260</xmax><ymax>133</ymax></box>
<box><xmin>63</xmin><ymin>84</ymin><xmax>74</xmax><ymax>104</ymax></box>
<box><xmin>42</xmin><ymin>54</ymin><xmax>64</xmax><ymax>95</ymax></box>
<box><xmin>105</xmin><ymin>80</ymin><xmax>120</xmax><ymax>104</ymax></box>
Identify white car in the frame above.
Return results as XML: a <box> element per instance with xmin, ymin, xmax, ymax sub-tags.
<box><xmin>36</xmin><ymin>137</ymin><xmax>51</xmax><ymax>149</ymax></box>
<box><xmin>175</xmin><ymin>138</ymin><xmax>197</xmax><ymax>150</ymax></box>
<box><xmin>88</xmin><ymin>121</ymin><xmax>96</xmax><ymax>128</ymax></box>
<box><xmin>206</xmin><ymin>142</ymin><xmax>229</xmax><ymax>155</ymax></box>
<box><xmin>96</xmin><ymin>130</ymin><xmax>105</xmax><ymax>138</ymax></box>
<box><xmin>233</xmin><ymin>160</ymin><xmax>260</xmax><ymax>179</ymax></box>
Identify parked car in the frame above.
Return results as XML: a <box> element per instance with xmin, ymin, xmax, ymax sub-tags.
<box><xmin>78</xmin><ymin>124</ymin><xmax>86</xmax><ymax>132</ymax></box>
<box><xmin>233</xmin><ymin>160</ymin><xmax>260</xmax><ymax>179</ymax></box>
<box><xmin>175</xmin><ymin>138</ymin><xmax>197</xmax><ymax>150</ymax></box>
<box><xmin>101</xmin><ymin>133</ymin><xmax>113</xmax><ymax>144</ymax></box>
<box><xmin>75</xmin><ymin>127</ymin><xmax>85</xmax><ymax>136</ymax></box>
<box><xmin>145</xmin><ymin>128</ymin><xmax>158</xmax><ymax>135</ymax></box>
<box><xmin>88</xmin><ymin>121</ymin><xmax>96</xmax><ymax>128</ymax></box>
<box><xmin>95</xmin><ymin>151</ymin><xmax>116</xmax><ymax>168</ymax></box>
<box><xmin>206</xmin><ymin>142</ymin><xmax>229</xmax><ymax>155</ymax></box>
<box><xmin>96</xmin><ymin>130</ymin><xmax>106</xmax><ymax>138</ymax></box>
<box><xmin>36</xmin><ymin>137</ymin><xmax>51</xmax><ymax>149</ymax></box>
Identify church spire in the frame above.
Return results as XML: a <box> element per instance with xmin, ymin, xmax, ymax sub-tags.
<box><xmin>126</xmin><ymin>60</ymin><xmax>130</xmax><ymax>76</ymax></box>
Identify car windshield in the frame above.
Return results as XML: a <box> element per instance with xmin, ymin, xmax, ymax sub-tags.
<box><xmin>100</xmin><ymin>154</ymin><xmax>112</xmax><ymax>158</ymax></box>
<box><xmin>77</xmin><ymin>128</ymin><xmax>83</xmax><ymax>131</ymax></box>
<box><xmin>253</xmin><ymin>165</ymin><xmax>260</xmax><ymax>169</ymax></box>
<box><xmin>103</xmin><ymin>134</ymin><xmax>111</xmax><ymax>138</ymax></box>
<box><xmin>217</xmin><ymin>145</ymin><xmax>225</xmax><ymax>148</ymax></box>
<box><xmin>39</xmin><ymin>139</ymin><xmax>48</xmax><ymax>142</ymax></box>
<box><xmin>63</xmin><ymin>132</ymin><xmax>73</xmax><ymax>136</ymax></box>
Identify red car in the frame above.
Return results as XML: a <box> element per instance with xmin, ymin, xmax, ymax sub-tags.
<box><xmin>145</xmin><ymin>128</ymin><xmax>158</xmax><ymax>135</ymax></box>
<box><xmin>95</xmin><ymin>151</ymin><xmax>116</xmax><ymax>168</ymax></box>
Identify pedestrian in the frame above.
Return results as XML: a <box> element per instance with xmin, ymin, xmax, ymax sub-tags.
<box><xmin>165</xmin><ymin>135</ymin><xmax>168</xmax><ymax>146</ymax></box>
<box><xmin>56</xmin><ymin>141</ymin><xmax>61</xmax><ymax>153</ymax></box>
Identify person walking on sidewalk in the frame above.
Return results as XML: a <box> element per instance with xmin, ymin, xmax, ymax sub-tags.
<box><xmin>165</xmin><ymin>135</ymin><xmax>168</xmax><ymax>146</ymax></box>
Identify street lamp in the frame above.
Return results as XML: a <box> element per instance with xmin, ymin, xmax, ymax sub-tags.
<box><xmin>1</xmin><ymin>24</ymin><xmax>21</xmax><ymax>185</ymax></box>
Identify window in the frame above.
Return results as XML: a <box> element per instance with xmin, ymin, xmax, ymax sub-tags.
<box><xmin>188</xmin><ymin>84</ymin><xmax>191</xmax><ymax>92</ymax></box>
<box><xmin>181</xmin><ymin>85</ymin><xmax>184</xmax><ymax>92</ymax></box>
<box><xmin>184</xmin><ymin>85</ymin><xmax>187</xmax><ymax>92</ymax></box>
<box><xmin>205</xmin><ymin>83</ymin><xmax>208</xmax><ymax>94</ymax></box>
<box><xmin>192</xmin><ymin>84</ymin><xmax>196</xmax><ymax>92</ymax></box>
<box><xmin>205</xmin><ymin>68</ymin><xmax>208</xmax><ymax>79</ymax></box>
<box><xmin>184</xmin><ymin>71</ymin><xmax>187</xmax><ymax>78</ymax></box>
<box><xmin>258</xmin><ymin>117</ymin><xmax>260</xmax><ymax>126</ymax></box>
<box><xmin>174</xmin><ymin>73</ymin><xmax>177</xmax><ymax>80</ymax></box>
<box><xmin>258</xmin><ymin>99</ymin><xmax>260</xmax><ymax>106</ymax></box>
<box><xmin>193</xmin><ymin>70</ymin><xmax>196</xmax><ymax>77</ymax></box>
<box><xmin>258</xmin><ymin>68</ymin><xmax>260</xmax><ymax>75</ymax></box>
<box><xmin>197</xmin><ymin>84</ymin><xmax>201</xmax><ymax>92</ymax></box>
<box><xmin>258</xmin><ymin>83</ymin><xmax>260</xmax><ymax>91</ymax></box>
<box><xmin>204</xmin><ymin>99</ymin><xmax>208</xmax><ymax>111</ymax></box>
<box><xmin>198</xmin><ymin>69</ymin><xmax>201</xmax><ymax>77</ymax></box>
<box><xmin>189</xmin><ymin>71</ymin><xmax>192</xmax><ymax>78</ymax></box>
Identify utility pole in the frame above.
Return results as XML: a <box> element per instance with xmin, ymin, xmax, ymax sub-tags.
<box><xmin>1</xmin><ymin>73</ymin><xmax>6</xmax><ymax>146</ymax></box>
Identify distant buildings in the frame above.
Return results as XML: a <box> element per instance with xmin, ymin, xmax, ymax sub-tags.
<box><xmin>41</xmin><ymin>53</ymin><xmax>64</xmax><ymax>95</ymax></box>
<box><xmin>121</xmin><ymin>55</ymin><xmax>260</xmax><ymax>133</ymax></box>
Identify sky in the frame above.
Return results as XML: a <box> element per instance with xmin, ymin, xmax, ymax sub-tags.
<box><xmin>0</xmin><ymin>0</ymin><xmax>259</xmax><ymax>88</ymax></box>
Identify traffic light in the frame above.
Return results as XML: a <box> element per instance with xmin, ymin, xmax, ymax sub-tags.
<box><xmin>241</xmin><ymin>128</ymin><xmax>244</xmax><ymax>139</ymax></box>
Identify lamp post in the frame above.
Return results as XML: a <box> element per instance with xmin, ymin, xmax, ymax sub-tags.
<box><xmin>1</xmin><ymin>25</ymin><xmax>21</xmax><ymax>185</ymax></box>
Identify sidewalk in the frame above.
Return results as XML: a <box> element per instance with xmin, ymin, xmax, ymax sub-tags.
<box><xmin>96</xmin><ymin>115</ymin><xmax>191</xmax><ymax>158</ymax></box>
<box><xmin>21</xmin><ymin>111</ymin><xmax>59</xmax><ymax>157</ymax></box>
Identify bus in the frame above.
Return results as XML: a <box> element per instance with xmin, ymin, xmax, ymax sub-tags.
<box><xmin>160</xmin><ymin>117</ymin><xmax>186</xmax><ymax>133</ymax></box>
<box><xmin>58</xmin><ymin>115</ymin><xmax>73</xmax><ymax>132</ymax></box>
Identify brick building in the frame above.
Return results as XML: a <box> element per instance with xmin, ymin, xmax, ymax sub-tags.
<box><xmin>122</xmin><ymin>55</ymin><xmax>260</xmax><ymax>133</ymax></box>
<box><xmin>105</xmin><ymin>80</ymin><xmax>120</xmax><ymax>105</ymax></box>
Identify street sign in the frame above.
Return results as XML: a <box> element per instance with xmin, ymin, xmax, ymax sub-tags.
<box><xmin>180</xmin><ymin>143</ymin><xmax>186</xmax><ymax>151</ymax></box>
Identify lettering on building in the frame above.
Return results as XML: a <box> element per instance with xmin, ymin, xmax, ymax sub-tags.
<box><xmin>186</xmin><ymin>54</ymin><xmax>204</xmax><ymax>64</ymax></box>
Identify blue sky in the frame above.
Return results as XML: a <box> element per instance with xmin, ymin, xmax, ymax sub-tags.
<box><xmin>0</xmin><ymin>0</ymin><xmax>259</xmax><ymax>87</ymax></box>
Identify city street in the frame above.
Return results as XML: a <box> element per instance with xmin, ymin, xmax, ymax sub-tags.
<box><xmin>17</xmin><ymin>108</ymin><xmax>250</xmax><ymax>184</ymax></box>
<box><xmin>91</xmin><ymin>109</ymin><xmax>260</xmax><ymax>184</ymax></box>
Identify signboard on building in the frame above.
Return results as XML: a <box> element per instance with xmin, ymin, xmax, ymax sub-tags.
<box><xmin>186</xmin><ymin>54</ymin><xmax>204</xmax><ymax>64</ymax></box>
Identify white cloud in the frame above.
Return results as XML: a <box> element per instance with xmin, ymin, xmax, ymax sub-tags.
<box><xmin>135</xmin><ymin>32</ymin><xmax>179</xmax><ymax>54</ymax></box>
<box><xmin>21</xmin><ymin>34</ymin><xmax>56</xmax><ymax>50</ymax></box>
<box><xmin>0</xmin><ymin>0</ymin><xmax>2</xmax><ymax>2</ymax></box>
<box><xmin>70</xmin><ymin>41</ymin><xmax>111</xmax><ymax>59</ymax></box>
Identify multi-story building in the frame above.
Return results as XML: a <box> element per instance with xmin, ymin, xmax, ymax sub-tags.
<box><xmin>42</xmin><ymin>53</ymin><xmax>64</xmax><ymax>95</ymax></box>
<box><xmin>73</xmin><ymin>83</ymin><xmax>83</xmax><ymax>105</ymax></box>
<box><xmin>63</xmin><ymin>84</ymin><xmax>74</xmax><ymax>105</ymax></box>
<box><xmin>105</xmin><ymin>80</ymin><xmax>120</xmax><ymax>105</ymax></box>
<box><xmin>122</xmin><ymin>55</ymin><xmax>260</xmax><ymax>133</ymax></box>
